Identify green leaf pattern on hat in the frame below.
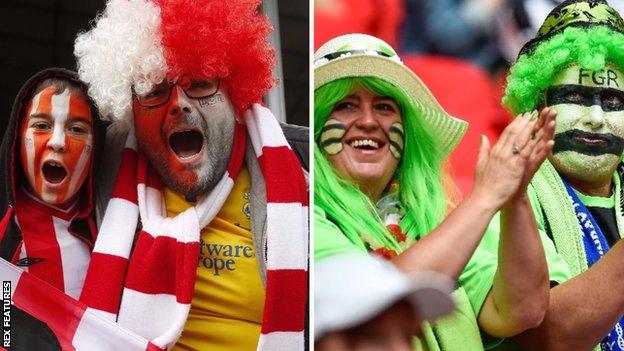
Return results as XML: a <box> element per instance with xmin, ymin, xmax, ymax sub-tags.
<box><xmin>335</xmin><ymin>42</ymin><xmax>397</xmax><ymax>58</ymax></box>
<box><xmin>538</xmin><ymin>1</ymin><xmax>624</xmax><ymax>38</ymax></box>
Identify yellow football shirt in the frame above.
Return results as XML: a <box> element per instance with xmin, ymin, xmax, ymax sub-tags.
<box><xmin>170</xmin><ymin>167</ymin><xmax>266</xmax><ymax>351</ymax></box>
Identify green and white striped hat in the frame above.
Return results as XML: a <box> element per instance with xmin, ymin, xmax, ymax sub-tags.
<box><xmin>314</xmin><ymin>33</ymin><xmax>467</xmax><ymax>158</ymax></box>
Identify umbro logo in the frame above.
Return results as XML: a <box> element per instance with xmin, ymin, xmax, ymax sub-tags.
<box><xmin>16</xmin><ymin>257</ymin><xmax>45</xmax><ymax>267</ymax></box>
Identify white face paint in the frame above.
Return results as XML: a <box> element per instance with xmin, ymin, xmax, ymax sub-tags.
<box><xmin>547</xmin><ymin>64</ymin><xmax>624</xmax><ymax>185</ymax></box>
<box><xmin>20</xmin><ymin>86</ymin><xmax>94</xmax><ymax>206</ymax></box>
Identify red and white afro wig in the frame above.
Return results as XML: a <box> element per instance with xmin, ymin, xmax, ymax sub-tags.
<box><xmin>74</xmin><ymin>0</ymin><xmax>275</xmax><ymax>122</ymax></box>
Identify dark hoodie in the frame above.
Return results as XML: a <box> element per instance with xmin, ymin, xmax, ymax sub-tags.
<box><xmin>0</xmin><ymin>68</ymin><xmax>104</xmax><ymax>350</ymax></box>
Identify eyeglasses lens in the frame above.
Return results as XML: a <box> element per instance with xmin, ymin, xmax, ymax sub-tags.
<box><xmin>137</xmin><ymin>78</ymin><xmax>219</xmax><ymax>107</ymax></box>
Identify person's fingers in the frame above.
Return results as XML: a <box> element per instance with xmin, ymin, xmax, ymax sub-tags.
<box><xmin>536</xmin><ymin>139</ymin><xmax>556</xmax><ymax>161</ymax></box>
<box><xmin>532</xmin><ymin>108</ymin><xmax>548</xmax><ymax>133</ymax></box>
<box><xmin>529</xmin><ymin>135</ymin><xmax>556</xmax><ymax>168</ymax></box>
<box><xmin>521</xmin><ymin>110</ymin><xmax>557</xmax><ymax>173</ymax></box>
<box><xmin>533</xmin><ymin>117</ymin><xmax>556</xmax><ymax>144</ymax></box>
<box><xmin>520</xmin><ymin>137</ymin><xmax>539</xmax><ymax>160</ymax></box>
<box><xmin>514</xmin><ymin>118</ymin><xmax>537</xmax><ymax>152</ymax></box>
<box><xmin>504</xmin><ymin>113</ymin><xmax>532</xmax><ymax>153</ymax></box>
<box><xmin>531</xmin><ymin>108</ymin><xmax>556</xmax><ymax>143</ymax></box>
<box><xmin>496</xmin><ymin>113</ymin><xmax>529</xmax><ymax>152</ymax></box>
<box><xmin>543</xmin><ymin>117</ymin><xmax>557</xmax><ymax>141</ymax></box>
<box><xmin>476</xmin><ymin>134</ymin><xmax>490</xmax><ymax>173</ymax></box>
<box><xmin>498</xmin><ymin>113</ymin><xmax>531</xmax><ymax>160</ymax></box>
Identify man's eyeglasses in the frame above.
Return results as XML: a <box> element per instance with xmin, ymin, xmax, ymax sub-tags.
<box><xmin>135</xmin><ymin>78</ymin><xmax>220</xmax><ymax>107</ymax></box>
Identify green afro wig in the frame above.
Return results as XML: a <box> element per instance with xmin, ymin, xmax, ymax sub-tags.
<box><xmin>504</xmin><ymin>25</ymin><xmax>624</xmax><ymax>114</ymax></box>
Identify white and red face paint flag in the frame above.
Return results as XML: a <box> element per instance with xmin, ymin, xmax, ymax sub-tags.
<box><xmin>20</xmin><ymin>87</ymin><xmax>94</xmax><ymax>207</ymax></box>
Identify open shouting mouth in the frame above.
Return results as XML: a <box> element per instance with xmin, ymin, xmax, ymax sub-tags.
<box><xmin>168</xmin><ymin>129</ymin><xmax>205</xmax><ymax>162</ymax></box>
<box><xmin>42</xmin><ymin>160</ymin><xmax>67</xmax><ymax>184</ymax></box>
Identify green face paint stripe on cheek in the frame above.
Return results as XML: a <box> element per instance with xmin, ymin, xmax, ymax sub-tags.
<box><xmin>389</xmin><ymin>122</ymin><xmax>404</xmax><ymax>160</ymax></box>
<box><xmin>320</xmin><ymin>118</ymin><xmax>346</xmax><ymax>155</ymax></box>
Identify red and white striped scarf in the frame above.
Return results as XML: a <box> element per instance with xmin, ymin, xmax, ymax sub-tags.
<box><xmin>0</xmin><ymin>258</ymin><xmax>161</xmax><ymax>350</ymax></box>
<box><xmin>2</xmin><ymin>104</ymin><xmax>308</xmax><ymax>350</ymax></box>
<box><xmin>14</xmin><ymin>188</ymin><xmax>93</xmax><ymax>299</ymax></box>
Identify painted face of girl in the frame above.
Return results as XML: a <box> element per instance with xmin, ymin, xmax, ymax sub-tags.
<box><xmin>546</xmin><ymin>64</ymin><xmax>624</xmax><ymax>182</ymax></box>
<box><xmin>321</xmin><ymin>88</ymin><xmax>403</xmax><ymax>197</ymax></box>
<box><xmin>20</xmin><ymin>86</ymin><xmax>94</xmax><ymax>206</ymax></box>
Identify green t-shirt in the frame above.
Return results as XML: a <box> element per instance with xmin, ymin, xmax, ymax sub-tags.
<box><xmin>470</xmin><ymin>185</ymin><xmax>574</xmax><ymax>350</ymax></box>
<box><xmin>315</xmin><ymin>169</ymin><xmax>620</xmax><ymax>351</ymax></box>
<box><xmin>474</xmin><ymin>185</ymin><xmax>573</xmax><ymax>292</ymax></box>
<box><xmin>476</xmin><ymin>176</ymin><xmax>623</xmax><ymax>350</ymax></box>
<box><xmin>314</xmin><ymin>184</ymin><xmax>578</xmax><ymax>350</ymax></box>
<box><xmin>314</xmin><ymin>205</ymin><xmax>495</xmax><ymax>351</ymax></box>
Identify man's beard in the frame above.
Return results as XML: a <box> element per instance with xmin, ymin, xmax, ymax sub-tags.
<box><xmin>139</xmin><ymin>112</ymin><xmax>235</xmax><ymax>197</ymax></box>
<box><xmin>553</xmin><ymin>129</ymin><xmax>624</xmax><ymax>156</ymax></box>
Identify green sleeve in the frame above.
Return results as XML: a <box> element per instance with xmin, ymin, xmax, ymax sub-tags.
<box><xmin>314</xmin><ymin>206</ymin><xmax>366</xmax><ymax>261</ymax></box>
<box><xmin>460</xmin><ymin>185</ymin><xmax>572</xmax><ymax>319</ymax></box>
<box><xmin>458</xmin><ymin>186</ymin><xmax>573</xmax><ymax>349</ymax></box>
<box><xmin>457</xmin><ymin>235</ymin><xmax>498</xmax><ymax>320</ymax></box>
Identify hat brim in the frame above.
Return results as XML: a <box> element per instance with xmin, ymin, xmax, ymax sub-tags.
<box><xmin>315</xmin><ymin>55</ymin><xmax>467</xmax><ymax>158</ymax></box>
<box><xmin>404</xmin><ymin>271</ymin><xmax>457</xmax><ymax>321</ymax></box>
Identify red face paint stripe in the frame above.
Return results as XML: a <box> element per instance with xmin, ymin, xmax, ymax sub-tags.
<box><xmin>35</xmin><ymin>87</ymin><xmax>56</xmax><ymax>116</ymax></box>
<box><xmin>31</xmin><ymin>133</ymin><xmax>47</xmax><ymax>198</ymax></box>
<box><xmin>260</xmin><ymin>269</ymin><xmax>307</xmax><ymax>332</ymax></box>
<box><xmin>57</xmin><ymin>137</ymin><xmax>90</xmax><ymax>203</ymax></box>
<box><xmin>24</xmin><ymin>89</ymin><xmax>56</xmax><ymax>199</ymax></box>
<box><xmin>68</xmin><ymin>93</ymin><xmax>92</xmax><ymax>122</ymax></box>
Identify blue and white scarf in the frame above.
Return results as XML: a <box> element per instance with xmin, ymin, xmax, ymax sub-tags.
<box><xmin>564</xmin><ymin>180</ymin><xmax>624</xmax><ymax>351</ymax></box>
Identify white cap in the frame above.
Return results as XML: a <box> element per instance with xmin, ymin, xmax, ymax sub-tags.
<box><xmin>315</xmin><ymin>254</ymin><xmax>457</xmax><ymax>340</ymax></box>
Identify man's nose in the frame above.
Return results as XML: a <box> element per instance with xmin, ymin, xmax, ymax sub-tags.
<box><xmin>583</xmin><ymin>105</ymin><xmax>606</xmax><ymax>130</ymax></box>
<box><xmin>168</xmin><ymin>86</ymin><xmax>194</xmax><ymax>116</ymax></box>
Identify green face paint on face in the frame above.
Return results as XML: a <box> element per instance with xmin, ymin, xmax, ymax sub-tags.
<box><xmin>547</xmin><ymin>63</ymin><xmax>624</xmax><ymax>183</ymax></box>
<box><xmin>388</xmin><ymin>122</ymin><xmax>404</xmax><ymax>160</ymax></box>
<box><xmin>320</xmin><ymin>118</ymin><xmax>347</xmax><ymax>155</ymax></box>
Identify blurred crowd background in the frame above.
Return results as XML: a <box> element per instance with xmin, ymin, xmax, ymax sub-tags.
<box><xmin>315</xmin><ymin>0</ymin><xmax>624</xmax><ymax>195</ymax></box>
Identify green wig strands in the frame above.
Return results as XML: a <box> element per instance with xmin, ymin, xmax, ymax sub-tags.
<box><xmin>314</xmin><ymin>77</ymin><xmax>447</xmax><ymax>252</ymax></box>
<box><xmin>504</xmin><ymin>26</ymin><xmax>624</xmax><ymax>114</ymax></box>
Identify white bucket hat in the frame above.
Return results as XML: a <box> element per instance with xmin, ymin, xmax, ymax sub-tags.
<box><xmin>314</xmin><ymin>33</ymin><xmax>468</xmax><ymax>157</ymax></box>
<box><xmin>314</xmin><ymin>254</ymin><xmax>456</xmax><ymax>340</ymax></box>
